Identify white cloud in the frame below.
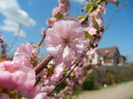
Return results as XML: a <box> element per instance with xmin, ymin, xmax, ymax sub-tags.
<box><xmin>0</xmin><ymin>0</ymin><xmax>36</xmax><ymax>37</ymax></box>
<box><xmin>0</xmin><ymin>20</ymin><xmax>26</xmax><ymax>37</ymax></box>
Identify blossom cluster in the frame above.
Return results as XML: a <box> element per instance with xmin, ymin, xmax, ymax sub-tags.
<box><xmin>46</xmin><ymin>0</ymin><xmax>70</xmax><ymax>27</ymax></box>
<box><xmin>0</xmin><ymin>0</ymin><xmax>119</xmax><ymax>99</ymax></box>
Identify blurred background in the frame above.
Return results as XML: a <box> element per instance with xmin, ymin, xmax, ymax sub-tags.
<box><xmin>0</xmin><ymin>0</ymin><xmax>133</xmax><ymax>98</ymax></box>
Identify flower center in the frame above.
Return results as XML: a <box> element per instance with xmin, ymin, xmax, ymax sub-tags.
<box><xmin>4</xmin><ymin>66</ymin><xmax>19</xmax><ymax>72</ymax></box>
<box><xmin>62</xmin><ymin>37</ymin><xmax>69</xmax><ymax>45</ymax></box>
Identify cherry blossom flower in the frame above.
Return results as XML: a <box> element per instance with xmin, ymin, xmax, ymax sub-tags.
<box><xmin>21</xmin><ymin>85</ymin><xmax>55</xmax><ymax>99</ymax></box>
<box><xmin>85</xmin><ymin>26</ymin><xmax>97</xmax><ymax>36</ymax></box>
<box><xmin>33</xmin><ymin>93</ymin><xmax>49</xmax><ymax>99</ymax></box>
<box><xmin>106</xmin><ymin>0</ymin><xmax>117</xmax><ymax>3</ymax></box>
<box><xmin>86</xmin><ymin>48</ymin><xmax>97</xmax><ymax>58</ymax></box>
<box><xmin>52</xmin><ymin>5</ymin><xmax>70</xmax><ymax>19</ymax></box>
<box><xmin>0</xmin><ymin>43</ymin><xmax>37</xmax><ymax>92</ymax></box>
<box><xmin>95</xmin><ymin>17</ymin><xmax>103</xmax><ymax>27</ymax></box>
<box><xmin>52</xmin><ymin>0</ymin><xmax>70</xmax><ymax>19</ymax></box>
<box><xmin>0</xmin><ymin>61</ymin><xmax>35</xmax><ymax>91</ymax></box>
<box><xmin>58</xmin><ymin>0</ymin><xmax>71</xmax><ymax>12</ymax></box>
<box><xmin>41</xmin><ymin>63</ymin><xmax>64</xmax><ymax>85</ymax></box>
<box><xmin>13</xmin><ymin>43</ymin><xmax>38</xmax><ymax>69</ymax></box>
<box><xmin>46</xmin><ymin>18</ymin><xmax>58</xmax><ymax>28</ymax></box>
<box><xmin>51</xmin><ymin>63</ymin><xmax>64</xmax><ymax>83</ymax></box>
<box><xmin>45</xmin><ymin>20</ymin><xmax>85</xmax><ymax>66</ymax></box>
<box><xmin>75</xmin><ymin>67</ymin><xmax>84</xmax><ymax>78</ymax></box>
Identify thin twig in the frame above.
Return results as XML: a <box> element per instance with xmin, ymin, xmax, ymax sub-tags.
<box><xmin>38</xmin><ymin>33</ymin><xmax>46</xmax><ymax>47</ymax></box>
<box><xmin>105</xmin><ymin>2</ymin><xmax>128</xmax><ymax>30</ymax></box>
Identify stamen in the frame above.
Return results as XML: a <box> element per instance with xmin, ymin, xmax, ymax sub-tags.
<box><xmin>13</xmin><ymin>67</ymin><xmax>19</xmax><ymax>71</ymax></box>
<box><xmin>62</xmin><ymin>37</ymin><xmax>69</xmax><ymax>44</ymax></box>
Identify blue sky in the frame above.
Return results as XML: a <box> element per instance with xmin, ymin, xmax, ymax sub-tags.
<box><xmin>0</xmin><ymin>0</ymin><xmax>133</xmax><ymax>62</ymax></box>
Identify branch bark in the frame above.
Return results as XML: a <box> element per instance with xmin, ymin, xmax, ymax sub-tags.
<box><xmin>34</xmin><ymin>55</ymin><xmax>53</xmax><ymax>75</ymax></box>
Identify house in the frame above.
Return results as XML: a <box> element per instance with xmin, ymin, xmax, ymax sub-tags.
<box><xmin>91</xmin><ymin>46</ymin><xmax>126</xmax><ymax>66</ymax></box>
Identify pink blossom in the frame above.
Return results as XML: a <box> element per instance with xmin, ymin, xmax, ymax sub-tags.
<box><xmin>82</xmin><ymin>57</ymin><xmax>91</xmax><ymax>67</ymax></box>
<box><xmin>99</xmin><ymin>3</ymin><xmax>106</xmax><ymax>14</ymax></box>
<box><xmin>51</xmin><ymin>63</ymin><xmax>64</xmax><ymax>83</ymax></box>
<box><xmin>13</xmin><ymin>43</ymin><xmax>38</xmax><ymax>69</ymax></box>
<box><xmin>41</xmin><ymin>63</ymin><xmax>64</xmax><ymax>85</ymax></box>
<box><xmin>52</xmin><ymin>7</ymin><xmax>61</xmax><ymax>17</ymax></box>
<box><xmin>58</xmin><ymin>0</ymin><xmax>71</xmax><ymax>11</ymax></box>
<box><xmin>0</xmin><ymin>43</ymin><xmax>36</xmax><ymax>91</ymax></box>
<box><xmin>78</xmin><ymin>80</ymin><xmax>83</xmax><ymax>86</ymax></box>
<box><xmin>95</xmin><ymin>17</ymin><xmax>103</xmax><ymax>27</ymax></box>
<box><xmin>0</xmin><ymin>61</ymin><xmax>35</xmax><ymax>91</ymax></box>
<box><xmin>91</xmin><ymin>3</ymin><xmax>106</xmax><ymax>15</ymax></box>
<box><xmin>106</xmin><ymin>0</ymin><xmax>117</xmax><ymax>3</ymax></box>
<box><xmin>66</xmin><ymin>78</ymin><xmax>75</xmax><ymax>86</ymax></box>
<box><xmin>75</xmin><ymin>67</ymin><xmax>84</xmax><ymax>78</ymax></box>
<box><xmin>52</xmin><ymin>0</ymin><xmax>70</xmax><ymax>19</ymax></box>
<box><xmin>85</xmin><ymin>26</ymin><xmax>97</xmax><ymax>36</ymax></box>
<box><xmin>52</xmin><ymin>4</ymin><xmax>70</xmax><ymax>18</ymax></box>
<box><xmin>43</xmin><ymin>77</ymin><xmax>51</xmax><ymax>85</ymax></box>
<box><xmin>89</xmin><ymin>16</ymin><xmax>103</xmax><ymax>28</ymax></box>
<box><xmin>33</xmin><ymin>93</ymin><xmax>49</xmax><ymax>99</ymax></box>
<box><xmin>46</xmin><ymin>18</ymin><xmax>57</xmax><ymax>27</ymax></box>
<box><xmin>58</xmin><ymin>0</ymin><xmax>68</xmax><ymax>4</ymax></box>
<box><xmin>21</xmin><ymin>85</ymin><xmax>50</xmax><ymax>99</ymax></box>
<box><xmin>43</xmin><ymin>85</ymin><xmax>55</xmax><ymax>94</ymax></box>
<box><xmin>45</xmin><ymin>20</ymin><xmax>85</xmax><ymax>66</ymax></box>
<box><xmin>86</xmin><ymin>48</ymin><xmax>96</xmax><ymax>58</ymax></box>
<box><xmin>94</xmin><ymin>32</ymin><xmax>103</xmax><ymax>44</ymax></box>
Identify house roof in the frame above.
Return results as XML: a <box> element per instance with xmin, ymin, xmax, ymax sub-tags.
<box><xmin>120</xmin><ymin>55</ymin><xmax>127</xmax><ymax>60</ymax></box>
<box><xmin>96</xmin><ymin>46</ymin><xmax>120</xmax><ymax>58</ymax></box>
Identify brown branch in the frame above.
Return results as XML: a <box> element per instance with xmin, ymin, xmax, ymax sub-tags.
<box><xmin>34</xmin><ymin>55</ymin><xmax>53</xmax><ymax>75</ymax></box>
<box><xmin>54</xmin><ymin>68</ymin><xmax>94</xmax><ymax>99</ymax></box>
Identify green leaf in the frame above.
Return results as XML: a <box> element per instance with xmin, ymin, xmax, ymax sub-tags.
<box><xmin>62</xmin><ymin>0</ymin><xmax>65</xmax><ymax>3</ymax></box>
<box><xmin>54</xmin><ymin>12</ymin><xmax>63</xmax><ymax>19</ymax></box>
<box><xmin>115</xmin><ymin>1</ymin><xmax>120</xmax><ymax>7</ymax></box>
<box><xmin>76</xmin><ymin>16</ymin><xmax>85</xmax><ymax>20</ymax></box>
<box><xmin>9</xmin><ymin>90</ymin><xmax>17</xmax><ymax>95</ymax></box>
<box><xmin>64</xmin><ymin>67</ymin><xmax>67</xmax><ymax>72</ymax></box>
<box><xmin>85</xmin><ymin>31</ymin><xmax>95</xmax><ymax>39</ymax></box>
<box><xmin>92</xmin><ymin>0</ymin><xmax>98</xmax><ymax>3</ymax></box>
<box><xmin>94</xmin><ymin>4</ymin><xmax>99</xmax><ymax>7</ymax></box>
<box><xmin>85</xmin><ymin>3</ymin><xmax>93</xmax><ymax>13</ymax></box>
<box><xmin>73</xmin><ymin>71</ymin><xmax>76</xmax><ymax>77</ymax></box>
<box><xmin>94</xmin><ymin>22</ymin><xmax>99</xmax><ymax>31</ymax></box>
<box><xmin>104</xmin><ymin>1</ymin><xmax>108</xmax><ymax>5</ymax></box>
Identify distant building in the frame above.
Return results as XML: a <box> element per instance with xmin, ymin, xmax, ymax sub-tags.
<box><xmin>91</xmin><ymin>46</ymin><xmax>126</xmax><ymax>66</ymax></box>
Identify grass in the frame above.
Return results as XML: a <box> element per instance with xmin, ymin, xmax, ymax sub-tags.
<box><xmin>129</xmin><ymin>97</ymin><xmax>133</xmax><ymax>99</ymax></box>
